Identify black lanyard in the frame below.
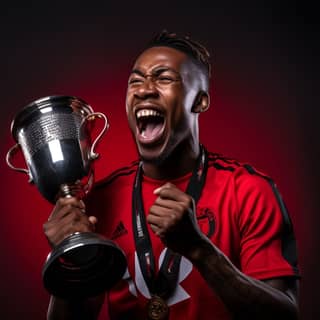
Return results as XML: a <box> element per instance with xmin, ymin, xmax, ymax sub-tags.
<box><xmin>132</xmin><ymin>145</ymin><xmax>208</xmax><ymax>299</ymax></box>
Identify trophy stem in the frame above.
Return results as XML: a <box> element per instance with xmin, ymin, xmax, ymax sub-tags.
<box><xmin>59</xmin><ymin>182</ymin><xmax>86</xmax><ymax>200</ymax></box>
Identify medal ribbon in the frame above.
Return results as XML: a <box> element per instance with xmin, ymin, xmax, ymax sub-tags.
<box><xmin>132</xmin><ymin>145</ymin><xmax>208</xmax><ymax>299</ymax></box>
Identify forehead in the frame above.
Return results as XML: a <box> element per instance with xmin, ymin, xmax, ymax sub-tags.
<box><xmin>132</xmin><ymin>46</ymin><xmax>189</xmax><ymax>73</ymax></box>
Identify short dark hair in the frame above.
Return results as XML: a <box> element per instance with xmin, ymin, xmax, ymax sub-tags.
<box><xmin>145</xmin><ymin>30</ymin><xmax>211</xmax><ymax>79</ymax></box>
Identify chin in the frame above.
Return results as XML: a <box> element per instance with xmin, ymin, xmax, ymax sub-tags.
<box><xmin>138</xmin><ymin>139</ymin><xmax>177</xmax><ymax>165</ymax></box>
<box><xmin>138</xmin><ymin>149</ymin><xmax>167</xmax><ymax>165</ymax></box>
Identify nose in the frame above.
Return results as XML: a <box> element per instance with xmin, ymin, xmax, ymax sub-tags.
<box><xmin>134</xmin><ymin>76</ymin><xmax>159</xmax><ymax>99</ymax></box>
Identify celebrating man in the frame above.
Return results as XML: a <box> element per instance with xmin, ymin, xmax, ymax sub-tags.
<box><xmin>45</xmin><ymin>31</ymin><xmax>300</xmax><ymax>319</ymax></box>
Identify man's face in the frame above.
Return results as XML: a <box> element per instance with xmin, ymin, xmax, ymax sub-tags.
<box><xmin>125</xmin><ymin>46</ymin><xmax>202</xmax><ymax>163</ymax></box>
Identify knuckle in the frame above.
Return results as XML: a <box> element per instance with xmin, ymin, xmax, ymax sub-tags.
<box><xmin>162</xmin><ymin>221</ymin><xmax>168</xmax><ymax>229</ymax></box>
<box><xmin>162</xmin><ymin>182</ymin><xmax>173</xmax><ymax>190</ymax></box>
<box><xmin>45</xmin><ymin>228</ymin><xmax>55</xmax><ymax>240</ymax></box>
<box><xmin>65</xmin><ymin>203</ymin><xmax>75</xmax><ymax>211</ymax></box>
<box><xmin>43</xmin><ymin>222</ymin><xmax>48</xmax><ymax>231</ymax></box>
<box><xmin>146</xmin><ymin>214</ymin><xmax>152</xmax><ymax>224</ymax></box>
<box><xmin>170</xmin><ymin>212</ymin><xmax>177</xmax><ymax>223</ymax></box>
<box><xmin>162</xmin><ymin>219</ymin><xmax>171</xmax><ymax>230</ymax></box>
<box><xmin>178</xmin><ymin>203</ymin><xmax>186</xmax><ymax>213</ymax></box>
<box><xmin>56</xmin><ymin>197</ymin><xmax>69</xmax><ymax>206</ymax></box>
<box><xmin>56</xmin><ymin>198</ymin><xmax>64</xmax><ymax>206</ymax></box>
<box><xmin>72</xmin><ymin>209</ymin><xmax>84</xmax><ymax>219</ymax></box>
<box><xmin>182</xmin><ymin>197</ymin><xmax>193</xmax><ymax>211</ymax></box>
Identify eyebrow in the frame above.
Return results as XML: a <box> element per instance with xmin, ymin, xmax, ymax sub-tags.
<box><xmin>130</xmin><ymin>67</ymin><xmax>180</xmax><ymax>77</ymax></box>
<box><xmin>130</xmin><ymin>69</ymin><xmax>145</xmax><ymax>77</ymax></box>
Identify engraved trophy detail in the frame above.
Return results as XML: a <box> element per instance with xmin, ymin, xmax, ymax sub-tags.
<box><xmin>6</xmin><ymin>95</ymin><xmax>127</xmax><ymax>298</ymax></box>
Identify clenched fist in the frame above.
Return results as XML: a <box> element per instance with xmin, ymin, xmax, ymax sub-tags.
<box><xmin>147</xmin><ymin>183</ymin><xmax>206</xmax><ymax>257</ymax></box>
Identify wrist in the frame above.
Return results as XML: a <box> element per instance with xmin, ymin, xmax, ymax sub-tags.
<box><xmin>184</xmin><ymin>236</ymin><xmax>219</xmax><ymax>263</ymax></box>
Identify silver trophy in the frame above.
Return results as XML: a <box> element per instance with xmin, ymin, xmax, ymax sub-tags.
<box><xmin>6</xmin><ymin>95</ymin><xmax>126</xmax><ymax>298</ymax></box>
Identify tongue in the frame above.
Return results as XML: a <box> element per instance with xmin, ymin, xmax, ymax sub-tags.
<box><xmin>142</xmin><ymin>122</ymin><xmax>163</xmax><ymax>140</ymax></box>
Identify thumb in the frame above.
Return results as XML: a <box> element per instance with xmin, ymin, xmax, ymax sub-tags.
<box><xmin>88</xmin><ymin>215</ymin><xmax>98</xmax><ymax>225</ymax></box>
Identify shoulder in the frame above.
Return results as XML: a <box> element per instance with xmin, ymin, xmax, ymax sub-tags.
<box><xmin>208</xmin><ymin>150</ymin><xmax>292</xmax><ymax>225</ymax></box>
<box><xmin>93</xmin><ymin>160</ymin><xmax>139</xmax><ymax>191</ymax></box>
<box><xmin>207</xmin><ymin>150</ymin><xmax>273</xmax><ymax>181</ymax></box>
<box><xmin>206</xmin><ymin>149</ymin><xmax>294</xmax><ymax>230</ymax></box>
<box><xmin>206</xmin><ymin>150</ymin><xmax>280</xmax><ymax>201</ymax></box>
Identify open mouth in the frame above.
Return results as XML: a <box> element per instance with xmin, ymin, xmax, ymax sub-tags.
<box><xmin>135</xmin><ymin>108</ymin><xmax>165</xmax><ymax>143</ymax></box>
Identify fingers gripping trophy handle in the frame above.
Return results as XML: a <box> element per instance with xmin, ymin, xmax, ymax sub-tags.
<box><xmin>6</xmin><ymin>143</ymin><xmax>33</xmax><ymax>183</ymax></box>
<box><xmin>81</xmin><ymin>112</ymin><xmax>109</xmax><ymax>161</ymax></box>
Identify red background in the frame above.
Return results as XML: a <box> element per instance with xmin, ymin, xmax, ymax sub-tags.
<box><xmin>0</xmin><ymin>2</ymin><xmax>318</xmax><ymax>319</ymax></box>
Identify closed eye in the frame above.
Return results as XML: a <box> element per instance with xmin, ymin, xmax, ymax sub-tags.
<box><xmin>128</xmin><ymin>77</ymin><xmax>143</xmax><ymax>85</ymax></box>
<box><xmin>157</xmin><ymin>76</ymin><xmax>175</xmax><ymax>82</ymax></box>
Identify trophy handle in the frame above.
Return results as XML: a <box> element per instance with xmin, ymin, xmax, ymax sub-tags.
<box><xmin>6</xmin><ymin>143</ymin><xmax>34</xmax><ymax>183</ymax></box>
<box><xmin>81</xmin><ymin>112</ymin><xmax>109</xmax><ymax>161</ymax></box>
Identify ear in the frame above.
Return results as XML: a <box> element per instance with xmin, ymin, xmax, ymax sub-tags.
<box><xmin>191</xmin><ymin>91</ymin><xmax>210</xmax><ymax>113</ymax></box>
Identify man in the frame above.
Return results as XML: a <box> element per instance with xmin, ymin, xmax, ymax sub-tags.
<box><xmin>44</xmin><ymin>31</ymin><xmax>300</xmax><ymax>319</ymax></box>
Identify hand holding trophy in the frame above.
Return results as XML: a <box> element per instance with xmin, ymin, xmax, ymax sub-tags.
<box><xmin>6</xmin><ymin>95</ymin><xmax>127</xmax><ymax>299</ymax></box>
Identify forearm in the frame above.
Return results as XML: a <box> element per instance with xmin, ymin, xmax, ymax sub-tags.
<box><xmin>187</xmin><ymin>239</ymin><xmax>298</xmax><ymax>319</ymax></box>
<box><xmin>47</xmin><ymin>294</ymin><xmax>105</xmax><ymax>320</ymax></box>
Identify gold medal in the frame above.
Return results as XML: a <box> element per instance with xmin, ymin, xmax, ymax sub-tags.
<box><xmin>147</xmin><ymin>295</ymin><xmax>169</xmax><ymax>320</ymax></box>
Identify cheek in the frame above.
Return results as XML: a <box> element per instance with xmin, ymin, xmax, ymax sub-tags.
<box><xmin>171</xmin><ymin>89</ymin><xmax>193</xmax><ymax>122</ymax></box>
<box><xmin>170</xmin><ymin>102</ymin><xmax>189</xmax><ymax>131</ymax></box>
<box><xmin>183</xmin><ymin>88</ymin><xmax>198</xmax><ymax>111</ymax></box>
<box><xmin>172</xmin><ymin>83</ymin><xmax>194</xmax><ymax>107</ymax></box>
<box><xmin>162</xmin><ymin>86</ymin><xmax>185</xmax><ymax>110</ymax></box>
<box><xmin>125</xmin><ymin>91</ymin><xmax>133</xmax><ymax>114</ymax></box>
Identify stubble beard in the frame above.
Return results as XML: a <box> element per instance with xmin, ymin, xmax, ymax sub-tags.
<box><xmin>139</xmin><ymin>137</ymin><xmax>177</xmax><ymax>166</ymax></box>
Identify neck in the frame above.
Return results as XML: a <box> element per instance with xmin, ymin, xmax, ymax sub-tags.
<box><xmin>142</xmin><ymin>143</ymin><xmax>200</xmax><ymax>180</ymax></box>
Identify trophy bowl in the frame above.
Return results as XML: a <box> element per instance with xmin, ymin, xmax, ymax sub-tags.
<box><xmin>6</xmin><ymin>95</ymin><xmax>127</xmax><ymax>298</ymax></box>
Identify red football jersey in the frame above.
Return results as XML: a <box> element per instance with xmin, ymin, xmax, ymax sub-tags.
<box><xmin>86</xmin><ymin>151</ymin><xmax>299</xmax><ymax>319</ymax></box>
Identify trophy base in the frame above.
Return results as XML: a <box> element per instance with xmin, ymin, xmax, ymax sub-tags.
<box><xmin>42</xmin><ymin>232</ymin><xmax>127</xmax><ymax>299</ymax></box>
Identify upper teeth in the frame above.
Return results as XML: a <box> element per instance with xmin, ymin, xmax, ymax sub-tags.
<box><xmin>136</xmin><ymin>109</ymin><xmax>162</xmax><ymax>119</ymax></box>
